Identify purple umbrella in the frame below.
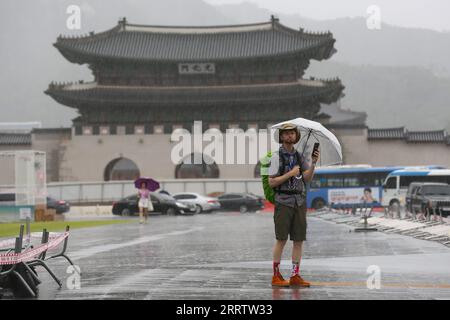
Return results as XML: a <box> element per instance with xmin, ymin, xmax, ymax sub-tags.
<box><xmin>134</xmin><ymin>177</ymin><xmax>160</xmax><ymax>191</ymax></box>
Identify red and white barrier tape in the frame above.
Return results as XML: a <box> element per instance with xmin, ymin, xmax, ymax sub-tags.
<box><xmin>0</xmin><ymin>232</ymin><xmax>69</xmax><ymax>265</ymax></box>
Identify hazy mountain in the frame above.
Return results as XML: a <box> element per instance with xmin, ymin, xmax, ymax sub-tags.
<box><xmin>217</xmin><ymin>2</ymin><xmax>450</xmax><ymax>76</ymax></box>
<box><xmin>307</xmin><ymin>62</ymin><xmax>450</xmax><ymax>130</ymax></box>
<box><xmin>0</xmin><ymin>0</ymin><xmax>449</xmax><ymax>130</ymax></box>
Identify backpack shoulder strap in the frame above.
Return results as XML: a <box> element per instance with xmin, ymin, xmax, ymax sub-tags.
<box><xmin>274</xmin><ymin>151</ymin><xmax>286</xmax><ymax>193</ymax></box>
<box><xmin>295</xmin><ymin>151</ymin><xmax>302</xmax><ymax>172</ymax></box>
<box><xmin>278</xmin><ymin>151</ymin><xmax>286</xmax><ymax>175</ymax></box>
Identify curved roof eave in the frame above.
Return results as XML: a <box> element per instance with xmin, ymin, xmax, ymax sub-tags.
<box><xmin>45</xmin><ymin>79</ymin><xmax>344</xmax><ymax>109</ymax></box>
<box><xmin>53</xmin><ymin>18</ymin><xmax>337</xmax><ymax>64</ymax></box>
<box><xmin>54</xmin><ymin>38</ymin><xmax>336</xmax><ymax>65</ymax></box>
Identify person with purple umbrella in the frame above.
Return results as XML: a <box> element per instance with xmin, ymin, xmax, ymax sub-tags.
<box><xmin>137</xmin><ymin>181</ymin><xmax>152</xmax><ymax>224</ymax></box>
<box><xmin>134</xmin><ymin>177</ymin><xmax>159</xmax><ymax>224</ymax></box>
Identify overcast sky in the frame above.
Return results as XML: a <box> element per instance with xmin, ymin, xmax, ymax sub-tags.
<box><xmin>206</xmin><ymin>0</ymin><xmax>450</xmax><ymax>32</ymax></box>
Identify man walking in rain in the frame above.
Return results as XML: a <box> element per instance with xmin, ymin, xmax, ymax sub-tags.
<box><xmin>268</xmin><ymin>123</ymin><xmax>319</xmax><ymax>287</ymax></box>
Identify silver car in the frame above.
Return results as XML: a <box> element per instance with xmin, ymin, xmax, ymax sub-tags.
<box><xmin>172</xmin><ymin>192</ymin><xmax>221</xmax><ymax>213</ymax></box>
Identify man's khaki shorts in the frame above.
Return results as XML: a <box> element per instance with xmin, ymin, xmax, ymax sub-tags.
<box><xmin>273</xmin><ymin>202</ymin><xmax>307</xmax><ymax>241</ymax></box>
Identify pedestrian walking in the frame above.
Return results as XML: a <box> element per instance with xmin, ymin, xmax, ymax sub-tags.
<box><xmin>137</xmin><ymin>182</ymin><xmax>153</xmax><ymax>224</ymax></box>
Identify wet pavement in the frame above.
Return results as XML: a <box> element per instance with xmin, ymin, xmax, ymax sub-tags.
<box><xmin>5</xmin><ymin>210</ymin><xmax>450</xmax><ymax>300</ymax></box>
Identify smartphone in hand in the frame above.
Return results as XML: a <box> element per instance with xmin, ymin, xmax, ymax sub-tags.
<box><xmin>312</xmin><ymin>142</ymin><xmax>320</xmax><ymax>155</ymax></box>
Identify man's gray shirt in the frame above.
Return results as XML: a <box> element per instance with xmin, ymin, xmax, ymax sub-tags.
<box><xmin>268</xmin><ymin>146</ymin><xmax>310</xmax><ymax>208</ymax></box>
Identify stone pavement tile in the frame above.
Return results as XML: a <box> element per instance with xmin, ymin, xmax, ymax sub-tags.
<box><xmin>6</xmin><ymin>211</ymin><xmax>449</xmax><ymax>300</ymax></box>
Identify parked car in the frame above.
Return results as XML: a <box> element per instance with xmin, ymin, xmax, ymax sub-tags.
<box><xmin>0</xmin><ymin>193</ymin><xmax>70</xmax><ymax>214</ymax></box>
<box><xmin>112</xmin><ymin>192</ymin><xmax>196</xmax><ymax>216</ymax></box>
<box><xmin>0</xmin><ymin>192</ymin><xmax>15</xmax><ymax>206</ymax></box>
<box><xmin>406</xmin><ymin>182</ymin><xmax>433</xmax><ymax>213</ymax></box>
<box><xmin>410</xmin><ymin>183</ymin><xmax>450</xmax><ymax>217</ymax></box>
<box><xmin>46</xmin><ymin>197</ymin><xmax>70</xmax><ymax>214</ymax></box>
<box><xmin>405</xmin><ymin>182</ymin><xmax>448</xmax><ymax>213</ymax></box>
<box><xmin>217</xmin><ymin>193</ymin><xmax>265</xmax><ymax>213</ymax></box>
<box><xmin>172</xmin><ymin>192</ymin><xmax>220</xmax><ymax>213</ymax></box>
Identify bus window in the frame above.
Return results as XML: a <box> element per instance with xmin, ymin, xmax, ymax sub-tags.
<box><xmin>364</xmin><ymin>172</ymin><xmax>389</xmax><ymax>186</ymax></box>
<box><xmin>400</xmin><ymin>175</ymin><xmax>450</xmax><ymax>187</ymax></box>
<box><xmin>344</xmin><ymin>174</ymin><xmax>360</xmax><ymax>187</ymax></box>
<box><xmin>311</xmin><ymin>175</ymin><xmax>323</xmax><ymax>188</ymax></box>
<box><xmin>374</xmin><ymin>173</ymin><xmax>389</xmax><ymax>186</ymax></box>
<box><xmin>399</xmin><ymin>176</ymin><xmax>430</xmax><ymax>187</ymax></box>
<box><xmin>385</xmin><ymin>176</ymin><xmax>397</xmax><ymax>189</ymax></box>
<box><xmin>325</xmin><ymin>175</ymin><xmax>343</xmax><ymax>187</ymax></box>
<box><xmin>359</xmin><ymin>172</ymin><xmax>389</xmax><ymax>187</ymax></box>
<box><xmin>311</xmin><ymin>174</ymin><xmax>328</xmax><ymax>188</ymax></box>
<box><xmin>360</xmin><ymin>173</ymin><xmax>377</xmax><ymax>186</ymax></box>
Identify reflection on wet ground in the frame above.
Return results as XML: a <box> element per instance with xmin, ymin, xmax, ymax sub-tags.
<box><xmin>3</xmin><ymin>211</ymin><xmax>450</xmax><ymax>300</ymax></box>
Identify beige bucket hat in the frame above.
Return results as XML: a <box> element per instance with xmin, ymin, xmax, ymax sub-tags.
<box><xmin>275</xmin><ymin>123</ymin><xmax>301</xmax><ymax>144</ymax></box>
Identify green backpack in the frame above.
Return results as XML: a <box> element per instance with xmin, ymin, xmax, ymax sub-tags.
<box><xmin>260</xmin><ymin>151</ymin><xmax>275</xmax><ymax>204</ymax></box>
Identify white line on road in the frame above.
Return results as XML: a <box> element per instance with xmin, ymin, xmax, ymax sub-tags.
<box><xmin>69</xmin><ymin>226</ymin><xmax>205</xmax><ymax>261</ymax></box>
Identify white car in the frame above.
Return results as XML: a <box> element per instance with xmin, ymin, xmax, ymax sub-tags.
<box><xmin>172</xmin><ymin>192</ymin><xmax>221</xmax><ymax>213</ymax></box>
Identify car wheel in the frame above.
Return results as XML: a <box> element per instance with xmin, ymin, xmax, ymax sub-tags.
<box><xmin>121</xmin><ymin>208</ymin><xmax>131</xmax><ymax>216</ymax></box>
<box><xmin>195</xmin><ymin>205</ymin><xmax>202</xmax><ymax>214</ymax></box>
<box><xmin>166</xmin><ymin>207</ymin><xmax>176</xmax><ymax>216</ymax></box>
<box><xmin>312</xmin><ymin>198</ymin><xmax>326</xmax><ymax>210</ymax></box>
<box><xmin>389</xmin><ymin>199</ymin><xmax>400</xmax><ymax>210</ymax></box>
<box><xmin>239</xmin><ymin>205</ymin><xmax>248</xmax><ymax>213</ymax></box>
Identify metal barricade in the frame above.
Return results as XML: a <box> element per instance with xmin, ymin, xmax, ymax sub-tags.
<box><xmin>0</xmin><ymin>224</ymin><xmax>74</xmax><ymax>298</ymax></box>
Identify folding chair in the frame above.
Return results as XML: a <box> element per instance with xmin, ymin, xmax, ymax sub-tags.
<box><xmin>27</xmin><ymin>228</ymin><xmax>62</xmax><ymax>288</ymax></box>
<box><xmin>44</xmin><ymin>226</ymin><xmax>80</xmax><ymax>275</ymax></box>
<box><xmin>0</xmin><ymin>226</ymin><xmax>39</xmax><ymax>298</ymax></box>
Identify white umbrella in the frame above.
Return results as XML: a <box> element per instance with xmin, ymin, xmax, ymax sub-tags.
<box><xmin>272</xmin><ymin>117</ymin><xmax>343</xmax><ymax>167</ymax></box>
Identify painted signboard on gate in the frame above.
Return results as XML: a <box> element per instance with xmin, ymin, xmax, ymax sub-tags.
<box><xmin>178</xmin><ymin>63</ymin><xmax>215</xmax><ymax>74</ymax></box>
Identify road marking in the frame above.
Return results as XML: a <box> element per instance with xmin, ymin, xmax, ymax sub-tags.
<box><xmin>69</xmin><ymin>226</ymin><xmax>205</xmax><ymax>261</ymax></box>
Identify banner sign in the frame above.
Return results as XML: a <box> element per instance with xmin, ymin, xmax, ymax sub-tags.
<box><xmin>328</xmin><ymin>187</ymin><xmax>380</xmax><ymax>205</ymax></box>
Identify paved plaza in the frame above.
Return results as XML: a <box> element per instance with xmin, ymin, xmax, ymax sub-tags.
<box><xmin>3</xmin><ymin>210</ymin><xmax>450</xmax><ymax>300</ymax></box>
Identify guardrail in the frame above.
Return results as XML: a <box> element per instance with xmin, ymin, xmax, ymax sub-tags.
<box><xmin>384</xmin><ymin>202</ymin><xmax>447</xmax><ymax>223</ymax></box>
<box><xmin>312</xmin><ymin>201</ymin><xmax>450</xmax><ymax>247</ymax></box>
<box><xmin>47</xmin><ymin>179</ymin><xmax>264</xmax><ymax>205</ymax></box>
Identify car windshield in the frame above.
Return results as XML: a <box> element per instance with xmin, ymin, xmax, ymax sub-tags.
<box><xmin>422</xmin><ymin>185</ymin><xmax>450</xmax><ymax>195</ymax></box>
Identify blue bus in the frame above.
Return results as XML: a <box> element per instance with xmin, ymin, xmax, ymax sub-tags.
<box><xmin>306</xmin><ymin>165</ymin><xmax>445</xmax><ymax>209</ymax></box>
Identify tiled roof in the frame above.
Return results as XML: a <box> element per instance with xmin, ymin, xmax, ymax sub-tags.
<box><xmin>54</xmin><ymin>17</ymin><xmax>336</xmax><ymax>63</ymax></box>
<box><xmin>319</xmin><ymin>103</ymin><xmax>367</xmax><ymax>126</ymax></box>
<box><xmin>45</xmin><ymin>79</ymin><xmax>344</xmax><ymax>107</ymax></box>
<box><xmin>0</xmin><ymin>133</ymin><xmax>32</xmax><ymax>145</ymax></box>
<box><xmin>31</xmin><ymin>128</ymin><xmax>72</xmax><ymax>134</ymax></box>
<box><xmin>367</xmin><ymin>127</ymin><xmax>405</xmax><ymax>139</ymax></box>
<box><xmin>368</xmin><ymin>127</ymin><xmax>450</xmax><ymax>145</ymax></box>
<box><xmin>405</xmin><ymin>130</ymin><xmax>447</xmax><ymax>143</ymax></box>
